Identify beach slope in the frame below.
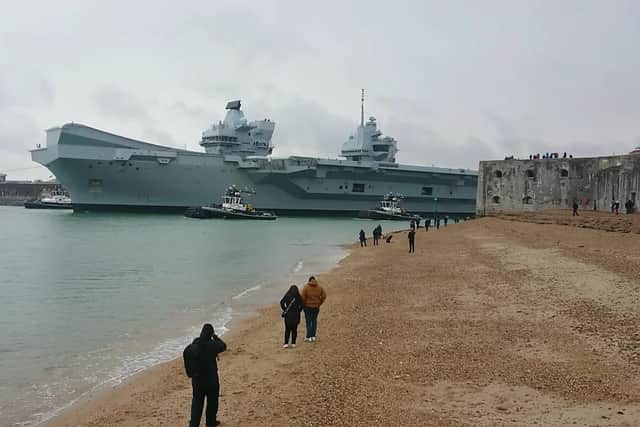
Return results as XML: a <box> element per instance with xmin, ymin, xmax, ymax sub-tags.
<box><xmin>47</xmin><ymin>215</ymin><xmax>640</xmax><ymax>426</ymax></box>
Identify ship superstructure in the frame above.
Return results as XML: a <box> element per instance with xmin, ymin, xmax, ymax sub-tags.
<box><xmin>31</xmin><ymin>93</ymin><xmax>478</xmax><ymax>216</ymax></box>
<box><xmin>200</xmin><ymin>100</ymin><xmax>274</xmax><ymax>156</ymax></box>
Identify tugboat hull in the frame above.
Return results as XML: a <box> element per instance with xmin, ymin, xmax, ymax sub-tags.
<box><xmin>24</xmin><ymin>200</ymin><xmax>73</xmax><ymax>210</ymax></box>
<box><xmin>357</xmin><ymin>209</ymin><xmax>420</xmax><ymax>221</ymax></box>
<box><xmin>184</xmin><ymin>206</ymin><xmax>277</xmax><ymax>220</ymax></box>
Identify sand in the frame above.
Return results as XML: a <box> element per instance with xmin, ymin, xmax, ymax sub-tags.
<box><xmin>45</xmin><ymin>211</ymin><xmax>640</xmax><ymax>426</ymax></box>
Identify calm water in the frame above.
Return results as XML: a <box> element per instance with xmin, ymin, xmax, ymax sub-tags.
<box><xmin>0</xmin><ymin>206</ymin><xmax>405</xmax><ymax>426</ymax></box>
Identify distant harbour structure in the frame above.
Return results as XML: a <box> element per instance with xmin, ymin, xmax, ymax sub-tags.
<box><xmin>476</xmin><ymin>152</ymin><xmax>640</xmax><ymax>216</ymax></box>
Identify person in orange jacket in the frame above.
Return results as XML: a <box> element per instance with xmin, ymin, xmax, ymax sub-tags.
<box><xmin>300</xmin><ymin>276</ymin><xmax>326</xmax><ymax>342</ymax></box>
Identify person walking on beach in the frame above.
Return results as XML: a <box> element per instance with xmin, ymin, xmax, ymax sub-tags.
<box><xmin>436</xmin><ymin>218</ymin><xmax>440</xmax><ymax>230</ymax></box>
<box><xmin>280</xmin><ymin>285</ymin><xmax>303</xmax><ymax>348</ymax></box>
<box><xmin>424</xmin><ymin>218</ymin><xmax>430</xmax><ymax>232</ymax></box>
<box><xmin>444</xmin><ymin>216</ymin><xmax>448</xmax><ymax>227</ymax></box>
<box><xmin>572</xmin><ymin>200</ymin><xmax>579</xmax><ymax>216</ymax></box>
<box><xmin>301</xmin><ymin>276</ymin><xmax>326</xmax><ymax>342</ymax></box>
<box><xmin>187</xmin><ymin>323</ymin><xmax>227</xmax><ymax>427</ymax></box>
<box><xmin>372</xmin><ymin>226</ymin><xmax>379</xmax><ymax>246</ymax></box>
<box><xmin>408</xmin><ymin>229</ymin><xmax>415</xmax><ymax>253</ymax></box>
<box><xmin>359</xmin><ymin>229</ymin><xmax>367</xmax><ymax>247</ymax></box>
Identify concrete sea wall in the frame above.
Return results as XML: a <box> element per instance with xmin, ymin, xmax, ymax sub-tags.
<box><xmin>476</xmin><ymin>154</ymin><xmax>640</xmax><ymax>216</ymax></box>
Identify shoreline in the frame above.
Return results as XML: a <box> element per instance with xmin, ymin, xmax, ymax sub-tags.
<box><xmin>39</xmin><ymin>242</ymin><xmax>354</xmax><ymax>427</ymax></box>
<box><xmin>42</xmin><ymin>250</ymin><xmax>357</xmax><ymax>427</ymax></box>
<box><xmin>42</xmin><ymin>214</ymin><xmax>640</xmax><ymax>425</ymax></box>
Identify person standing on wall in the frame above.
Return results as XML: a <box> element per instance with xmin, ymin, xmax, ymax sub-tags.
<box><xmin>572</xmin><ymin>200</ymin><xmax>579</xmax><ymax>216</ymax></box>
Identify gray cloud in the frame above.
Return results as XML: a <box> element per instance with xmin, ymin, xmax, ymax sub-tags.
<box><xmin>142</xmin><ymin>128</ymin><xmax>178</xmax><ymax>148</ymax></box>
<box><xmin>91</xmin><ymin>86</ymin><xmax>148</xmax><ymax>120</ymax></box>
<box><xmin>1</xmin><ymin>0</ymin><xmax>639</xmax><ymax>180</ymax></box>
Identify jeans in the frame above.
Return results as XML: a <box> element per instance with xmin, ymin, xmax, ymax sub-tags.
<box><xmin>304</xmin><ymin>307</ymin><xmax>320</xmax><ymax>338</ymax></box>
<box><xmin>190</xmin><ymin>379</ymin><xmax>220</xmax><ymax>427</ymax></box>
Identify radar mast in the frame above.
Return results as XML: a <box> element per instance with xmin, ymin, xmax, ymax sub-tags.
<box><xmin>360</xmin><ymin>88</ymin><xmax>365</xmax><ymax>127</ymax></box>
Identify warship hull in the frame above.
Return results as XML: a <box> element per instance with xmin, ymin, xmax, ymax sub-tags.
<box><xmin>31</xmin><ymin>124</ymin><xmax>478</xmax><ymax>216</ymax></box>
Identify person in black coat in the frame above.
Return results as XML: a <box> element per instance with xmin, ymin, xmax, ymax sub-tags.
<box><xmin>280</xmin><ymin>285</ymin><xmax>304</xmax><ymax>348</ymax></box>
<box><xmin>359</xmin><ymin>229</ymin><xmax>367</xmax><ymax>247</ymax></box>
<box><xmin>408</xmin><ymin>229</ymin><xmax>416</xmax><ymax>253</ymax></box>
<box><xmin>189</xmin><ymin>323</ymin><xmax>227</xmax><ymax>427</ymax></box>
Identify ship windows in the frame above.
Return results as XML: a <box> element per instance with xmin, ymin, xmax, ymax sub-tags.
<box><xmin>372</xmin><ymin>145</ymin><xmax>390</xmax><ymax>152</ymax></box>
<box><xmin>88</xmin><ymin>178</ymin><xmax>103</xmax><ymax>193</ymax></box>
<box><xmin>205</xmin><ymin>135</ymin><xmax>239</xmax><ymax>143</ymax></box>
<box><xmin>352</xmin><ymin>183</ymin><xmax>365</xmax><ymax>193</ymax></box>
<box><xmin>421</xmin><ymin>186</ymin><xmax>433</xmax><ymax>196</ymax></box>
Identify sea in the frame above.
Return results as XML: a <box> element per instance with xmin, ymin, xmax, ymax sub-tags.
<box><xmin>0</xmin><ymin>206</ymin><xmax>406</xmax><ymax>427</ymax></box>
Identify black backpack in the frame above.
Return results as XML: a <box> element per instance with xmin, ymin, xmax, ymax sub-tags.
<box><xmin>183</xmin><ymin>339</ymin><xmax>203</xmax><ymax>378</ymax></box>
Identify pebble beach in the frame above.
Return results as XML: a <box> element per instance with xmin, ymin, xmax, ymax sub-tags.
<box><xmin>46</xmin><ymin>212</ymin><xmax>640</xmax><ymax>426</ymax></box>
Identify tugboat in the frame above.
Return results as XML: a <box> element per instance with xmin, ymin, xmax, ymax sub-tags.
<box><xmin>24</xmin><ymin>190</ymin><xmax>73</xmax><ymax>209</ymax></box>
<box><xmin>184</xmin><ymin>186</ymin><xmax>277</xmax><ymax>220</ymax></box>
<box><xmin>357</xmin><ymin>193</ymin><xmax>421</xmax><ymax>222</ymax></box>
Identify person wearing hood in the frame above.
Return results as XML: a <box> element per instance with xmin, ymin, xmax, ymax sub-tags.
<box><xmin>188</xmin><ymin>323</ymin><xmax>227</xmax><ymax>427</ymax></box>
<box><xmin>280</xmin><ymin>285</ymin><xmax>304</xmax><ymax>348</ymax></box>
<box><xmin>359</xmin><ymin>229</ymin><xmax>367</xmax><ymax>247</ymax></box>
<box><xmin>301</xmin><ymin>276</ymin><xmax>326</xmax><ymax>342</ymax></box>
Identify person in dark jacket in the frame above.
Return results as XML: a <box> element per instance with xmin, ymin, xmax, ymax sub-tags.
<box><xmin>424</xmin><ymin>218</ymin><xmax>430</xmax><ymax>232</ymax></box>
<box><xmin>189</xmin><ymin>323</ymin><xmax>227</xmax><ymax>427</ymax></box>
<box><xmin>359</xmin><ymin>229</ymin><xmax>367</xmax><ymax>247</ymax></box>
<box><xmin>280</xmin><ymin>285</ymin><xmax>303</xmax><ymax>348</ymax></box>
<box><xmin>408</xmin><ymin>229</ymin><xmax>415</xmax><ymax>253</ymax></box>
<box><xmin>372</xmin><ymin>224</ymin><xmax>382</xmax><ymax>246</ymax></box>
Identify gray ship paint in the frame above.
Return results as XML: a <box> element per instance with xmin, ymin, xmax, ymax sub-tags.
<box><xmin>31</xmin><ymin>98</ymin><xmax>477</xmax><ymax>216</ymax></box>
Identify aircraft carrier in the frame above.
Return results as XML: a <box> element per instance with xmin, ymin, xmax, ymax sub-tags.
<box><xmin>31</xmin><ymin>94</ymin><xmax>478</xmax><ymax>216</ymax></box>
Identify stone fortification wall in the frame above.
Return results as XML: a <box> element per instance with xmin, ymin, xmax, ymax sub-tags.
<box><xmin>0</xmin><ymin>183</ymin><xmax>62</xmax><ymax>206</ymax></box>
<box><xmin>476</xmin><ymin>154</ymin><xmax>640</xmax><ymax>216</ymax></box>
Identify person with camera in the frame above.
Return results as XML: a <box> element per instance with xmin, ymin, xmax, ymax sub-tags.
<box><xmin>280</xmin><ymin>285</ymin><xmax>303</xmax><ymax>348</ymax></box>
<box><xmin>185</xmin><ymin>323</ymin><xmax>227</xmax><ymax>427</ymax></box>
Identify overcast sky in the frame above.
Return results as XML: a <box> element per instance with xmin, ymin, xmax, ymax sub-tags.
<box><xmin>1</xmin><ymin>0</ymin><xmax>639</xmax><ymax>180</ymax></box>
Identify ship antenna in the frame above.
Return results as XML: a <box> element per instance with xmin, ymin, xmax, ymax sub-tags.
<box><xmin>360</xmin><ymin>88</ymin><xmax>365</xmax><ymax>127</ymax></box>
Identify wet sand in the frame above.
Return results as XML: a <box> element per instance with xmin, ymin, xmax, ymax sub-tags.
<box><xmin>46</xmin><ymin>212</ymin><xmax>640</xmax><ymax>426</ymax></box>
